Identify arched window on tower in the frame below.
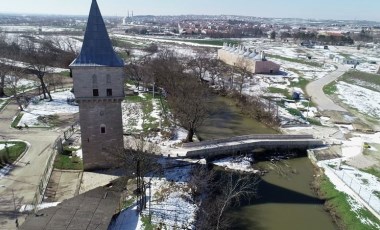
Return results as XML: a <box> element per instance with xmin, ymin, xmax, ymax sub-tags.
<box><xmin>100</xmin><ymin>124</ymin><xmax>106</xmax><ymax>134</ymax></box>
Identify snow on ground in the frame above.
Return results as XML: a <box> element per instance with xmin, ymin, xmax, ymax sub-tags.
<box><xmin>111</xmin><ymin>161</ymin><xmax>197</xmax><ymax>229</ymax></box>
<box><xmin>113</xmin><ymin>33</ymin><xmax>221</xmax><ymax>48</ymax></box>
<box><xmin>0</xmin><ymin>58</ymin><xmax>68</xmax><ymax>73</ymax></box>
<box><xmin>74</xmin><ymin>149</ymin><xmax>82</xmax><ymax>159</ymax></box>
<box><xmin>336</xmin><ymin>81</ymin><xmax>380</xmax><ymax>119</ymax></box>
<box><xmin>5</xmin><ymin>75</ymin><xmax>37</xmax><ymax>89</ymax></box>
<box><xmin>0</xmin><ymin>165</ymin><xmax>13</xmax><ymax>179</ymax></box>
<box><xmin>0</xmin><ymin>143</ymin><xmax>15</xmax><ymax>150</ymax></box>
<box><xmin>18</xmin><ymin>90</ymin><xmax>78</xmax><ymax>127</ymax></box>
<box><xmin>318</xmin><ymin>159</ymin><xmax>380</xmax><ymax>227</ymax></box>
<box><xmin>122</xmin><ymin>102</ymin><xmax>144</xmax><ymax>132</ymax></box>
<box><xmin>213</xmin><ymin>156</ymin><xmax>259</xmax><ymax>173</ymax></box>
<box><xmin>356</xmin><ymin>63</ymin><xmax>379</xmax><ymax>74</ymax></box>
<box><xmin>19</xmin><ymin>202</ymin><xmax>60</xmax><ymax>212</ymax></box>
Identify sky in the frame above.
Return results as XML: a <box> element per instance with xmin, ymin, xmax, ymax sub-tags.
<box><xmin>0</xmin><ymin>0</ymin><xmax>379</xmax><ymax>22</ymax></box>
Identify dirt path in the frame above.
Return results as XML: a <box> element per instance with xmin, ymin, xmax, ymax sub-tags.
<box><xmin>306</xmin><ymin>64</ymin><xmax>349</xmax><ymax>112</ymax></box>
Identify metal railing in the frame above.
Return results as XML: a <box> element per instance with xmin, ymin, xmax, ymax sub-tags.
<box><xmin>182</xmin><ymin>134</ymin><xmax>315</xmax><ymax>148</ymax></box>
<box><xmin>328</xmin><ymin>167</ymin><xmax>380</xmax><ymax>216</ymax></box>
<box><xmin>31</xmin><ymin>123</ymin><xmax>79</xmax><ymax>213</ymax></box>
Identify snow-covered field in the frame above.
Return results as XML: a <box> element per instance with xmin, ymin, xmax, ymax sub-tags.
<box><xmin>0</xmin><ymin>58</ymin><xmax>68</xmax><ymax>73</ymax></box>
<box><xmin>17</xmin><ymin>90</ymin><xmax>78</xmax><ymax>127</ymax></box>
<box><xmin>336</xmin><ymin>82</ymin><xmax>380</xmax><ymax>119</ymax></box>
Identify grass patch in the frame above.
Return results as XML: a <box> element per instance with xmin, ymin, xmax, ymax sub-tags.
<box><xmin>125</xmin><ymin>92</ymin><xmax>161</xmax><ymax>133</ymax></box>
<box><xmin>266</xmin><ymin>54</ymin><xmax>323</xmax><ymax>68</ymax></box>
<box><xmin>290</xmin><ymin>77</ymin><xmax>310</xmax><ymax>92</ymax></box>
<box><xmin>59</xmin><ymin>71</ymin><xmax>71</xmax><ymax>77</ymax></box>
<box><xmin>0</xmin><ymin>98</ymin><xmax>9</xmax><ymax>112</ymax></box>
<box><xmin>323</xmin><ymin>82</ymin><xmax>338</xmax><ymax>95</ymax></box>
<box><xmin>141</xmin><ymin>215</ymin><xmax>156</xmax><ymax>230</ymax></box>
<box><xmin>0</xmin><ymin>141</ymin><xmax>27</xmax><ymax>167</ymax></box>
<box><xmin>301</xmin><ymin>100</ymin><xmax>316</xmax><ymax>108</ymax></box>
<box><xmin>11</xmin><ymin>113</ymin><xmax>24</xmax><ymax>128</ymax></box>
<box><xmin>268</xmin><ymin>87</ymin><xmax>291</xmax><ymax>99</ymax></box>
<box><xmin>286</xmin><ymin>108</ymin><xmax>303</xmax><ymax>117</ymax></box>
<box><xmin>360</xmin><ymin>167</ymin><xmax>380</xmax><ymax>179</ymax></box>
<box><xmin>175</xmin><ymin>39</ymin><xmax>240</xmax><ymax>46</ymax></box>
<box><xmin>341</xmin><ymin>70</ymin><xmax>380</xmax><ymax>92</ymax></box>
<box><xmin>122</xmin><ymin>197</ymin><xmax>135</xmax><ymax>210</ymax></box>
<box><xmin>307</xmin><ymin>118</ymin><xmax>322</xmax><ymax>126</ymax></box>
<box><xmin>54</xmin><ymin>154</ymin><xmax>83</xmax><ymax>170</ymax></box>
<box><xmin>320</xmin><ymin>175</ymin><xmax>380</xmax><ymax>230</ymax></box>
<box><xmin>338</xmin><ymin>52</ymin><xmax>352</xmax><ymax>59</ymax></box>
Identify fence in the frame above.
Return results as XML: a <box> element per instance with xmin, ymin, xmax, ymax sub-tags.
<box><xmin>31</xmin><ymin>123</ymin><xmax>79</xmax><ymax>213</ymax></box>
<box><xmin>63</xmin><ymin>122</ymin><xmax>79</xmax><ymax>141</ymax></box>
<box><xmin>328</xmin><ymin>167</ymin><xmax>380</xmax><ymax>216</ymax></box>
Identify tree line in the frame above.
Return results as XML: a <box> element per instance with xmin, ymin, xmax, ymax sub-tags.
<box><xmin>0</xmin><ymin>32</ymin><xmax>76</xmax><ymax>106</ymax></box>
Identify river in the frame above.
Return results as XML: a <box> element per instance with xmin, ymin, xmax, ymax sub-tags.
<box><xmin>197</xmin><ymin>95</ymin><xmax>337</xmax><ymax>230</ymax></box>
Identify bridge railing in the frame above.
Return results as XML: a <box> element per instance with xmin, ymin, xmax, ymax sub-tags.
<box><xmin>182</xmin><ymin>134</ymin><xmax>315</xmax><ymax>148</ymax></box>
<box><xmin>185</xmin><ymin>139</ymin><xmax>323</xmax><ymax>158</ymax></box>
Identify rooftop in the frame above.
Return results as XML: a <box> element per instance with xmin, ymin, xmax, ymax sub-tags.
<box><xmin>70</xmin><ymin>0</ymin><xmax>124</xmax><ymax>67</ymax></box>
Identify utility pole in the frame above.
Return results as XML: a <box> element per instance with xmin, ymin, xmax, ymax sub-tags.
<box><xmin>307</xmin><ymin>96</ymin><xmax>311</xmax><ymax>118</ymax></box>
<box><xmin>149</xmin><ymin>178</ymin><xmax>152</xmax><ymax>222</ymax></box>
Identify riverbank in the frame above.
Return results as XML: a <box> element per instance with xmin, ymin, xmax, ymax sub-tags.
<box><xmin>309</xmin><ymin>151</ymin><xmax>380</xmax><ymax>230</ymax></box>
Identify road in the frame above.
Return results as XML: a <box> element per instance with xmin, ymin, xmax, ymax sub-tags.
<box><xmin>306</xmin><ymin>64</ymin><xmax>349</xmax><ymax>112</ymax></box>
<box><xmin>0</xmin><ymin>100</ymin><xmax>62</xmax><ymax>229</ymax></box>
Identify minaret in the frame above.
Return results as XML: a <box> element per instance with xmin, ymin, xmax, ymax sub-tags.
<box><xmin>70</xmin><ymin>0</ymin><xmax>125</xmax><ymax>171</ymax></box>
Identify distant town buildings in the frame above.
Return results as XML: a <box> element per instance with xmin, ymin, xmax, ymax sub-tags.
<box><xmin>122</xmin><ymin>10</ymin><xmax>134</xmax><ymax>25</ymax></box>
<box><xmin>218</xmin><ymin>43</ymin><xmax>280</xmax><ymax>74</ymax></box>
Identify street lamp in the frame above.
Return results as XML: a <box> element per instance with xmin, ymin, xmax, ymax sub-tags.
<box><xmin>307</xmin><ymin>96</ymin><xmax>312</xmax><ymax>118</ymax></box>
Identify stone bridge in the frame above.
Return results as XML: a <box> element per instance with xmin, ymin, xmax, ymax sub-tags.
<box><xmin>178</xmin><ymin>134</ymin><xmax>324</xmax><ymax>159</ymax></box>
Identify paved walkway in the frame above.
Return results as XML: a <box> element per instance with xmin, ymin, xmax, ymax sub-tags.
<box><xmin>20</xmin><ymin>180</ymin><xmax>124</xmax><ymax>230</ymax></box>
<box><xmin>306</xmin><ymin>64</ymin><xmax>349</xmax><ymax>112</ymax></box>
<box><xmin>0</xmin><ymin>100</ymin><xmax>62</xmax><ymax>229</ymax></box>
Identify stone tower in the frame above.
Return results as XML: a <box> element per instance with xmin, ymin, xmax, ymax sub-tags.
<box><xmin>70</xmin><ymin>0</ymin><xmax>124</xmax><ymax>171</ymax></box>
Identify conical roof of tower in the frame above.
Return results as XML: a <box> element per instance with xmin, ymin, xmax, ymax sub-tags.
<box><xmin>70</xmin><ymin>0</ymin><xmax>124</xmax><ymax>67</ymax></box>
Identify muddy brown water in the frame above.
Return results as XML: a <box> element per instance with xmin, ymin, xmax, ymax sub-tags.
<box><xmin>197</xmin><ymin>95</ymin><xmax>277</xmax><ymax>140</ymax></box>
<box><xmin>198</xmin><ymin>95</ymin><xmax>337</xmax><ymax>230</ymax></box>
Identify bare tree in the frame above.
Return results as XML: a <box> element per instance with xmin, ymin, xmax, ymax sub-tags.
<box><xmin>207</xmin><ymin>58</ymin><xmax>221</xmax><ymax>86</ymax></box>
<box><xmin>0</xmin><ymin>64</ymin><xmax>11</xmax><ymax>97</ymax></box>
<box><xmin>234</xmin><ymin>57</ymin><xmax>253</xmax><ymax>95</ymax></box>
<box><xmin>125</xmin><ymin>58</ymin><xmax>153</xmax><ymax>91</ymax></box>
<box><xmin>193</xmin><ymin>168</ymin><xmax>260</xmax><ymax>230</ymax></box>
<box><xmin>214</xmin><ymin>173</ymin><xmax>259</xmax><ymax>229</ymax></box>
<box><xmin>217</xmin><ymin>63</ymin><xmax>233</xmax><ymax>91</ymax></box>
<box><xmin>168</xmin><ymin>75</ymin><xmax>211</xmax><ymax>142</ymax></box>
<box><xmin>24</xmin><ymin>40</ymin><xmax>54</xmax><ymax>101</ymax></box>
<box><xmin>114</xmin><ymin>136</ymin><xmax>161</xmax><ymax>212</ymax></box>
<box><xmin>187</xmin><ymin>48</ymin><xmax>212</xmax><ymax>81</ymax></box>
<box><xmin>5</xmin><ymin>65</ymin><xmax>27</xmax><ymax>111</ymax></box>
